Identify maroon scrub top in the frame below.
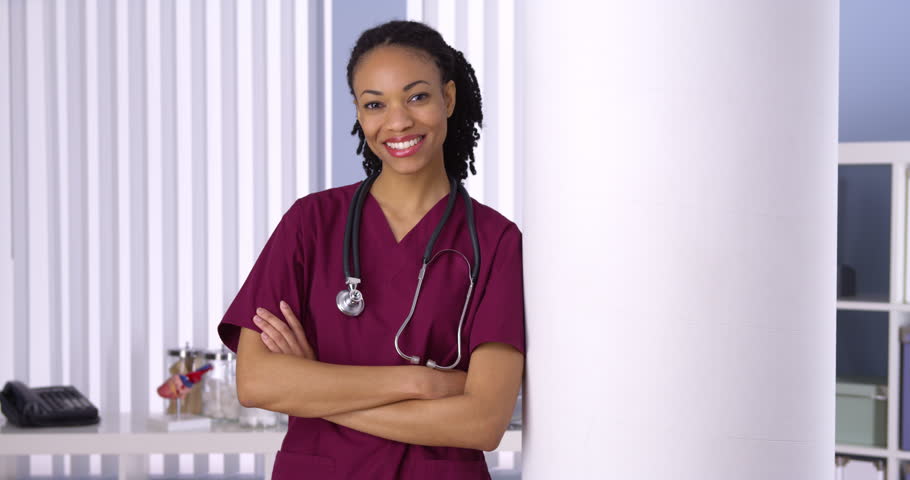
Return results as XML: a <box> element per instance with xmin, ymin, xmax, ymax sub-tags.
<box><xmin>218</xmin><ymin>180</ymin><xmax>526</xmax><ymax>480</ymax></box>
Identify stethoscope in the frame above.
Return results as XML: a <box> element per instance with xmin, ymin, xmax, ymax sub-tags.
<box><xmin>336</xmin><ymin>173</ymin><xmax>481</xmax><ymax>370</ymax></box>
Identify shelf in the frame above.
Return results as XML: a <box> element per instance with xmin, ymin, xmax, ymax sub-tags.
<box><xmin>0</xmin><ymin>414</ymin><xmax>285</xmax><ymax>456</ymax></box>
<box><xmin>837</xmin><ymin>300</ymin><xmax>891</xmax><ymax>312</ymax></box>
<box><xmin>0</xmin><ymin>414</ymin><xmax>522</xmax><ymax>456</ymax></box>
<box><xmin>837</xmin><ymin>299</ymin><xmax>892</xmax><ymax>313</ymax></box>
<box><xmin>836</xmin><ymin>443</ymin><xmax>889</xmax><ymax>457</ymax></box>
<box><xmin>839</xmin><ymin>142</ymin><xmax>910</xmax><ymax>165</ymax></box>
<box><xmin>836</xmin><ymin>300</ymin><xmax>910</xmax><ymax>312</ymax></box>
<box><xmin>836</xmin><ymin>444</ymin><xmax>910</xmax><ymax>463</ymax></box>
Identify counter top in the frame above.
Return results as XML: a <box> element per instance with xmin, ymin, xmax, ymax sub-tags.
<box><xmin>0</xmin><ymin>414</ymin><xmax>522</xmax><ymax>455</ymax></box>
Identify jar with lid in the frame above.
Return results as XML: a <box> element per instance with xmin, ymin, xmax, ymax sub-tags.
<box><xmin>199</xmin><ymin>347</ymin><xmax>241</xmax><ymax>421</ymax></box>
<box><xmin>164</xmin><ymin>343</ymin><xmax>204</xmax><ymax>416</ymax></box>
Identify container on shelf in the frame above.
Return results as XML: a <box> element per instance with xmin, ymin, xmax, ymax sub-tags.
<box><xmin>190</xmin><ymin>346</ymin><xmax>278</xmax><ymax>428</ymax></box>
<box><xmin>238</xmin><ymin>405</ymin><xmax>279</xmax><ymax>429</ymax></box>
<box><xmin>200</xmin><ymin>347</ymin><xmax>241</xmax><ymax>421</ymax></box>
<box><xmin>163</xmin><ymin>343</ymin><xmax>205</xmax><ymax>416</ymax></box>
<box><xmin>836</xmin><ymin>376</ymin><xmax>887</xmax><ymax>447</ymax></box>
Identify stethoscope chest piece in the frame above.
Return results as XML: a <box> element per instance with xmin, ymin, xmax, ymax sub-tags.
<box><xmin>336</xmin><ymin>277</ymin><xmax>364</xmax><ymax>317</ymax></box>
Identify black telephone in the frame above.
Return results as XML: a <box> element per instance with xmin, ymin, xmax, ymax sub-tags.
<box><xmin>1</xmin><ymin>380</ymin><xmax>100</xmax><ymax>427</ymax></box>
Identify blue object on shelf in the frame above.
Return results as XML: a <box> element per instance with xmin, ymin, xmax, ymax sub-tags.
<box><xmin>902</xmin><ymin>326</ymin><xmax>910</xmax><ymax>450</ymax></box>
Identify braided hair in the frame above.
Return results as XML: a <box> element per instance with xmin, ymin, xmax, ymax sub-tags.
<box><xmin>346</xmin><ymin>20</ymin><xmax>483</xmax><ymax>181</ymax></box>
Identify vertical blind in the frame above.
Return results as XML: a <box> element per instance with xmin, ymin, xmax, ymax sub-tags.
<box><xmin>0</xmin><ymin>0</ymin><xmax>519</xmax><ymax>477</ymax></box>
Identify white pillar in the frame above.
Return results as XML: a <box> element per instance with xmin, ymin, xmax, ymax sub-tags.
<box><xmin>520</xmin><ymin>2</ymin><xmax>837</xmax><ymax>478</ymax></box>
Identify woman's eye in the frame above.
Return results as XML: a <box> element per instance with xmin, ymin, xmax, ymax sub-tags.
<box><xmin>410</xmin><ymin>93</ymin><xmax>429</xmax><ymax>102</ymax></box>
<box><xmin>364</xmin><ymin>102</ymin><xmax>382</xmax><ymax>110</ymax></box>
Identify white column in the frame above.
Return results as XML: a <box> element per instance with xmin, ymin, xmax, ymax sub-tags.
<box><xmin>520</xmin><ymin>2</ymin><xmax>837</xmax><ymax>479</ymax></box>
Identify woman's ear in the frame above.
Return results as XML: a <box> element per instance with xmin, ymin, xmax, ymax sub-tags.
<box><xmin>444</xmin><ymin>80</ymin><xmax>456</xmax><ymax>118</ymax></box>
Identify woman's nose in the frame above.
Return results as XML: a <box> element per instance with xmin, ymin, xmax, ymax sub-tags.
<box><xmin>385</xmin><ymin>103</ymin><xmax>414</xmax><ymax>131</ymax></box>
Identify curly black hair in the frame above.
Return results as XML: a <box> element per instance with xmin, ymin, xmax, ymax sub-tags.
<box><xmin>346</xmin><ymin>20</ymin><xmax>483</xmax><ymax>181</ymax></box>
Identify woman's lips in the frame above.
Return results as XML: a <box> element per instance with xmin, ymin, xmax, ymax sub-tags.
<box><xmin>383</xmin><ymin>135</ymin><xmax>426</xmax><ymax>158</ymax></box>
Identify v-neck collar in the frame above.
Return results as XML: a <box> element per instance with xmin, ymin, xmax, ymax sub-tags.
<box><xmin>355</xmin><ymin>179</ymin><xmax>459</xmax><ymax>285</ymax></box>
<box><xmin>365</xmin><ymin>188</ymin><xmax>452</xmax><ymax>249</ymax></box>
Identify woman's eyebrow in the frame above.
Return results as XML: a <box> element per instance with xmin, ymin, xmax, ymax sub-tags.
<box><xmin>359</xmin><ymin>80</ymin><xmax>430</xmax><ymax>98</ymax></box>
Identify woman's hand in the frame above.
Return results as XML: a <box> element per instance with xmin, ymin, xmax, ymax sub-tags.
<box><xmin>252</xmin><ymin>301</ymin><xmax>316</xmax><ymax>360</ymax></box>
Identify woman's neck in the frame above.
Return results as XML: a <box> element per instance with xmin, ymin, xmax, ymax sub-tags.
<box><xmin>370</xmin><ymin>162</ymin><xmax>451</xmax><ymax>215</ymax></box>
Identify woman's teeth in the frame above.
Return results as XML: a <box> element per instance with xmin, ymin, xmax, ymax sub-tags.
<box><xmin>386</xmin><ymin>136</ymin><xmax>423</xmax><ymax>150</ymax></box>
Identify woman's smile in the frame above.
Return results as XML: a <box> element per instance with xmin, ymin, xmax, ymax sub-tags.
<box><xmin>383</xmin><ymin>134</ymin><xmax>426</xmax><ymax>157</ymax></box>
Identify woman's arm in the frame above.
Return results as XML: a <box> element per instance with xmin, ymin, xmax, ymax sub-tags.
<box><xmin>323</xmin><ymin>342</ymin><xmax>524</xmax><ymax>451</ymax></box>
<box><xmin>236</xmin><ymin>327</ymin><xmax>463</xmax><ymax>418</ymax></box>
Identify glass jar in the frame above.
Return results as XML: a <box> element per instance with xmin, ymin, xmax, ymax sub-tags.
<box><xmin>238</xmin><ymin>404</ymin><xmax>279</xmax><ymax>429</ymax></box>
<box><xmin>200</xmin><ymin>347</ymin><xmax>241</xmax><ymax>421</ymax></box>
<box><xmin>164</xmin><ymin>343</ymin><xmax>204</xmax><ymax>417</ymax></box>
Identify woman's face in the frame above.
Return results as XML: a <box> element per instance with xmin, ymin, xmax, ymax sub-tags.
<box><xmin>352</xmin><ymin>45</ymin><xmax>456</xmax><ymax>177</ymax></box>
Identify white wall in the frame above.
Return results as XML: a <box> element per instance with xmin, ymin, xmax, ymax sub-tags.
<box><xmin>521</xmin><ymin>1</ymin><xmax>837</xmax><ymax>478</ymax></box>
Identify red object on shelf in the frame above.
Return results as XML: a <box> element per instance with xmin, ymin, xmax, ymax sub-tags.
<box><xmin>155</xmin><ymin>364</ymin><xmax>213</xmax><ymax>400</ymax></box>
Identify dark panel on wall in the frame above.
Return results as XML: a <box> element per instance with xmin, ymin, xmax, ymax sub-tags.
<box><xmin>836</xmin><ymin>310</ymin><xmax>889</xmax><ymax>380</ymax></box>
<box><xmin>837</xmin><ymin>165</ymin><xmax>891</xmax><ymax>302</ymax></box>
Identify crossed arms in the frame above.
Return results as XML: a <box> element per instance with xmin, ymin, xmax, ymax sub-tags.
<box><xmin>234</xmin><ymin>304</ymin><xmax>524</xmax><ymax>451</ymax></box>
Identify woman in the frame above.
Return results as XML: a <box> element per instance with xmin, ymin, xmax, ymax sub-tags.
<box><xmin>217</xmin><ymin>20</ymin><xmax>526</xmax><ymax>479</ymax></box>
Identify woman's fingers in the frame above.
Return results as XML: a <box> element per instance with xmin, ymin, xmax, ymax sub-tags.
<box><xmin>253</xmin><ymin>314</ymin><xmax>291</xmax><ymax>354</ymax></box>
<box><xmin>254</xmin><ymin>308</ymin><xmax>302</xmax><ymax>356</ymax></box>
<box><xmin>260</xmin><ymin>332</ymin><xmax>282</xmax><ymax>353</ymax></box>
<box><xmin>252</xmin><ymin>304</ymin><xmax>317</xmax><ymax>360</ymax></box>
<box><xmin>279</xmin><ymin>300</ymin><xmax>315</xmax><ymax>359</ymax></box>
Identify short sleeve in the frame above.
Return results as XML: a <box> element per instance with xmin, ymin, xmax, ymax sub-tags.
<box><xmin>468</xmin><ymin>224</ymin><xmax>527</xmax><ymax>356</ymax></box>
<box><xmin>218</xmin><ymin>199</ymin><xmax>307</xmax><ymax>353</ymax></box>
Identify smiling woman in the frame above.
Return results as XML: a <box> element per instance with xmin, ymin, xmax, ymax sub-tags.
<box><xmin>217</xmin><ymin>20</ymin><xmax>526</xmax><ymax>480</ymax></box>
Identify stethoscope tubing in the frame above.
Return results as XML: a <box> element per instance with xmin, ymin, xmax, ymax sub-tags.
<box><xmin>394</xmin><ymin>248</ymin><xmax>474</xmax><ymax>369</ymax></box>
<box><xmin>339</xmin><ymin>173</ymin><xmax>480</xmax><ymax>370</ymax></box>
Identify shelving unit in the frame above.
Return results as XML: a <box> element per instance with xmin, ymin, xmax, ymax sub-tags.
<box><xmin>837</xmin><ymin>142</ymin><xmax>910</xmax><ymax>480</ymax></box>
